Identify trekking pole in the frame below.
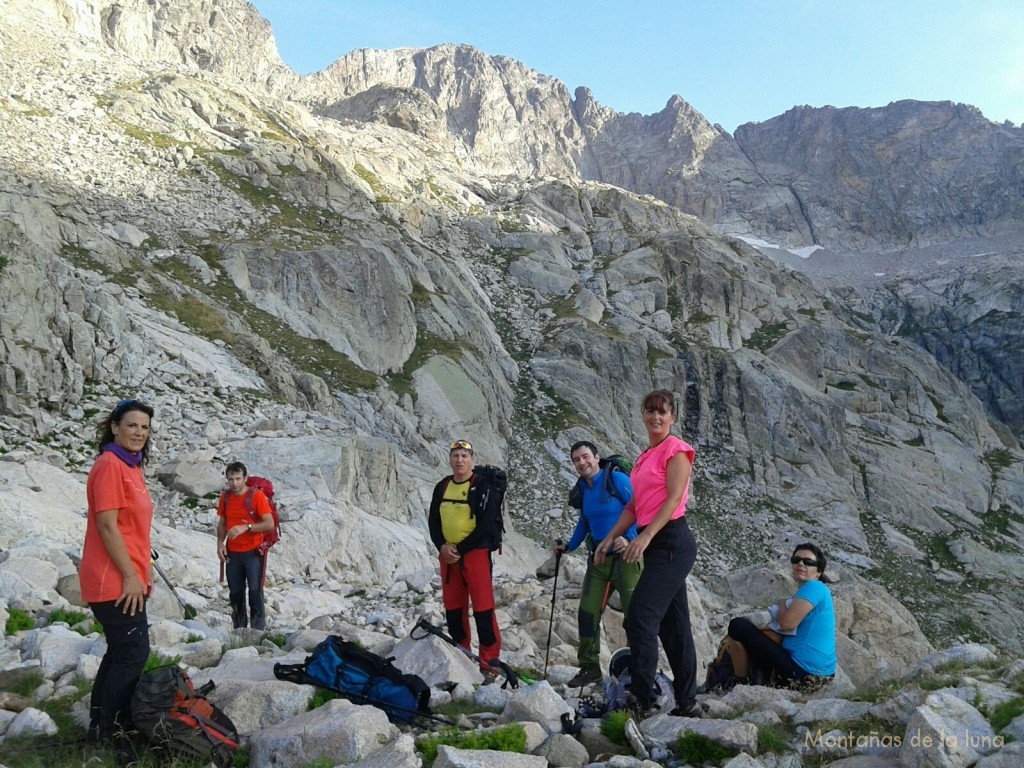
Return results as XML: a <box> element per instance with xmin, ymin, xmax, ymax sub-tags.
<box><xmin>151</xmin><ymin>549</ymin><xmax>198</xmax><ymax>620</ymax></box>
<box><xmin>543</xmin><ymin>540</ymin><xmax>564</xmax><ymax>679</ymax></box>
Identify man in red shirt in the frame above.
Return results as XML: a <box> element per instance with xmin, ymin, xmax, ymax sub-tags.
<box><xmin>217</xmin><ymin>462</ymin><xmax>274</xmax><ymax>630</ymax></box>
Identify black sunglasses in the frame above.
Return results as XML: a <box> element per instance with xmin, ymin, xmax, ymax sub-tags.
<box><xmin>791</xmin><ymin>556</ymin><xmax>819</xmax><ymax>568</ymax></box>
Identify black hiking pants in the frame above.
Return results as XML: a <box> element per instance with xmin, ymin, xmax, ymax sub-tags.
<box><xmin>623</xmin><ymin>517</ymin><xmax>697</xmax><ymax>710</ymax></box>
<box><xmin>89</xmin><ymin>600</ymin><xmax>150</xmax><ymax>739</ymax></box>
<box><xmin>226</xmin><ymin>547</ymin><xmax>266</xmax><ymax>630</ymax></box>
<box><xmin>728</xmin><ymin>617</ymin><xmax>809</xmax><ymax>685</ymax></box>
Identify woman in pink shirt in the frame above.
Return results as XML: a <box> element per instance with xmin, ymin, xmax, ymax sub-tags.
<box><xmin>596</xmin><ymin>389</ymin><xmax>699</xmax><ymax>718</ymax></box>
<box><xmin>80</xmin><ymin>398</ymin><xmax>155</xmax><ymax>761</ymax></box>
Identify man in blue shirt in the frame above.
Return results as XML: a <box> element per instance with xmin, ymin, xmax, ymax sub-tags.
<box><xmin>556</xmin><ymin>441</ymin><xmax>642</xmax><ymax>687</ymax></box>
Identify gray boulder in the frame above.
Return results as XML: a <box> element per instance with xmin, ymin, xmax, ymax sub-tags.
<box><xmin>248</xmin><ymin>698</ymin><xmax>397</xmax><ymax>768</ymax></box>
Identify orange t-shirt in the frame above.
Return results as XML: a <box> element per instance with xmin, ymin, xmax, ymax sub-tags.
<box><xmin>80</xmin><ymin>451</ymin><xmax>154</xmax><ymax>603</ymax></box>
<box><xmin>218</xmin><ymin>489</ymin><xmax>272</xmax><ymax>553</ymax></box>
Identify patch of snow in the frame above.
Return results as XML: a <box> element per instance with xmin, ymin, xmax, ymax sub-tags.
<box><xmin>735</xmin><ymin>235</ymin><xmax>780</xmax><ymax>250</ymax></box>
<box><xmin>787</xmin><ymin>245</ymin><xmax>823</xmax><ymax>259</ymax></box>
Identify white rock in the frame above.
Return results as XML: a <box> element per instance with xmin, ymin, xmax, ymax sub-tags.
<box><xmin>497</xmin><ymin>680</ymin><xmax>573</xmax><ymax>734</ymax></box>
<box><xmin>6</xmin><ymin>707</ymin><xmax>59</xmax><ymax>738</ymax></box>
<box><xmin>900</xmin><ymin>692</ymin><xmax>999</xmax><ymax>768</ymax></box>
<box><xmin>248</xmin><ymin>698</ymin><xmax>398</xmax><ymax>768</ymax></box>
<box><xmin>434</xmin><ymin>745</ymin><xmax>547</xmax><ymax>768</ymax></box>
<box><xmin>21</xmin><ymin>625</ymin><xmax>94</xmax><ymax>678</ymax></box>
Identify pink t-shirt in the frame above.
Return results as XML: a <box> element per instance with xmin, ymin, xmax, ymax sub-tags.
<box><xmin>630</xmin><ymin>435</ymin><xmax>696</xmax><ymax>528</ymax></box>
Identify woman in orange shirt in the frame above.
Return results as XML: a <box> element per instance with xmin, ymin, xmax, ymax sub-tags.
<box><xmin>80</xmin><ymin>398</ymin><xmax>155</xmax><ymax>758</ymax></box>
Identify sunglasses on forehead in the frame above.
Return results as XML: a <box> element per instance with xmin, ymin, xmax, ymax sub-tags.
<box><xmin>791</xmin><ymin>556</ymin><xmax>819</xmax><ymax>568</ymax></box>
<box><xmin>450</xmin><ymin>440</ymin><xmax>473</xmax><ymax>452</ymax></box>
<box><xmin>113</xmin><ymin>398</ymin><xmax>150</xmax><ymax>418</ymax></box>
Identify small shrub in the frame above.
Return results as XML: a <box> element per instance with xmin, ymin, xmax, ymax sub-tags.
<box><xmin>676</xmin><ymin>731</ymin><xmax>738</xmax><ymax>765</ymax></box>
<box><xmin>600</xmin><ymin>710</ymin><xmax>630</xmax><ymax>746</ymax></box>
<box><xmin>266</xmin><ymin>633</ymin><xmax>287</xmax><ymax>648</ymax></box>
<box><xmin>233</xmin><ymin>745</ymin><xmax>251</xmax><ymax>767</ymax></box>
<box><xmin>6</xmin><ymin>608</ymin><xmax>34</xmax><ymax>634</ymax></box>
<box><xmin>989</xmin><ymin>697</ymin><xmax>1024</xmax><ymax>732</ymax></box>
<box><xmin>185</xmin><ymin>633</ymin><xmax>205</xmax><ymax>643</ymax></box>
<box><xmin>418</xmin><ymin>724</ymin><xmax>526</xmax><ymax>766</ymax></box>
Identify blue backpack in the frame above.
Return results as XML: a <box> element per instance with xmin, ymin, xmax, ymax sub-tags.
<box><xmin>274</xmin><ymin>636</ymin><xmax>430</xmax><ymax>723</ymax></box>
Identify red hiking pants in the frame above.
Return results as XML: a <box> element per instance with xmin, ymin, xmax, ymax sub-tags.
<box><xmin>440</xmin><ymin>547</ymin><xmax>502</xmax><ymax>663</ymax></box>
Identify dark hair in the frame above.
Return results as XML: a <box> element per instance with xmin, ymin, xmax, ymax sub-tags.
<box><xmin>96</xmin><ymin>399</ymin><xmax>155</xmax><ymax>463</ymax></box>
<box><xmin>641</xmin><ymin>389</ymin><xmax>676</xmax><ymax>416</ymax></box>
<box><xmin>225</xmin><ymin>461</ymin><xmax>248</xmax><ymax>477</ymax></box>
<box><xmin>792</xmin><ymin>542</ymin><xmax>832</xmax><ymax>583</ymax></box>
<box><xmin>570</xmin><ymin>440</ymin><xmax>599</xmax><ymax>458</ymax></box>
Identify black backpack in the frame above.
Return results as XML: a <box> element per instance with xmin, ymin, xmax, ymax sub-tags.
<box><xmin>274</xmin><ymin>636</ymin><xmax>431</xmax><ymax>724</ymax></box>
<box><xmin>131</xmin><ymin>665</ymin><xmax>238</xmax><ymax>768</ymax></box>
<box><xmin>568</xmin><ymin>454</ymin><xmax>633</xmax><ymax>510</ymax></box>
<box><xmin>471</xmin><ymin>464</ymin><xmax>507</xmax><ymax>551</ymax></box>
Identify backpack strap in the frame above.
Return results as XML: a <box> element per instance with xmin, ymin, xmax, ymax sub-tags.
<box><xmin>243</xmin><ymin>488</ymin><xmax>264</xmax><ymax>524</ymax></box>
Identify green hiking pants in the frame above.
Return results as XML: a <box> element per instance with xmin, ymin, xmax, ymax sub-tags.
<box><xmin>577</xmin><ymin>551</ymin><xmax>642</xmax><ymax>667</ymax></box>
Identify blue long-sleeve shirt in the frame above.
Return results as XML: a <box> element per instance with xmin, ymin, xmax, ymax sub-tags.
<box><xmin>566</xmin><ymin>468</ymin><xmax>637</xmax><ymax>552</ymax></box>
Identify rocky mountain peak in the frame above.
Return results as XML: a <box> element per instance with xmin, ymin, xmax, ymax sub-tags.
<box><xmin>20</xmin><ymin>0</ymin><xmax>295</xmax><ymax>89</ymax></box>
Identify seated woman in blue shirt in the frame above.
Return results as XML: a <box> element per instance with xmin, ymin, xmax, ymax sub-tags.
<box><xmin>727</xmin><ymin>542</ymin><xmax>837</xmax><ymax>687</ymax></box>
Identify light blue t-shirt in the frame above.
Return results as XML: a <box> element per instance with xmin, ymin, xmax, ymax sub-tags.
<box><xmin>566</xmin><ymin>469</ymin><xmax>637</xmax><ymax>552</ymax></box>
<box><xmin>782</xmin><ymin>579</ymin><xmax>836</xmax><ymax>676</ymax></box>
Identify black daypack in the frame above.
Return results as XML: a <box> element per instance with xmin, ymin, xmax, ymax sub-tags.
<box><xmin>471</xmin><ymin>464</ymin><xmax>507</xmax><ymax>551</ymax></box>
<box><xmin>274</xmin><ymin>636</ymin><xmax>431</xmax><ymax>724</ymax></box>
<box><xmin>568</xmin><ymin>453</ymin><xmax>634</xmax><ymax>510</ymax></box>
<box><xmin>131</xmin><ymin>665</ymin><xmax>238</xmax><ymax>768</ymax></box>
<box><xmin>441</xmin><ymin>464</ymin><xmax>508</xmax><ymax>552</ymax></box>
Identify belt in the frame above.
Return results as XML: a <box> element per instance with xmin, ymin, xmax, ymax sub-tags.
<box><xmin>637</xmin><ymin>515</ymin><xmax>687</xmax><ymax>534</ymax></box>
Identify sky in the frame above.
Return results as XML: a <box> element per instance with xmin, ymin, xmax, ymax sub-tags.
<box><xmin>249</xmin><ymin>0</ymin><xmax>1024</xmax><ymax>133</ymax></box>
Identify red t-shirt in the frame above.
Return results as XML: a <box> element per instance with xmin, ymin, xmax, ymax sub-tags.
<box><xmin>218</xmin><ymin>489</ymin><xmax>272</xmax><ymax>553</ymax></box>
<box><xmin>80</xmin><ymin>452</ymin><xmax>154</xmax><ymax>602</ymax></box>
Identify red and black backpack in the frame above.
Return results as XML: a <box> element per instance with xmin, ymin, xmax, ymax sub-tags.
<box><xmin>131</xmin><ymin>665</ymin><xmax>238</xmax><ymax>767</ymax></box>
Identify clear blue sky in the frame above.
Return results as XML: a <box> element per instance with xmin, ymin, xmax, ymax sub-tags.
<box><xmin>249</xmin><ymin>0</ymin><xmax>1024</xmax><ymax>133</ymax></box>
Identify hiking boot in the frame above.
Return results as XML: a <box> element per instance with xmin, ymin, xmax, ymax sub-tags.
<box><xmin>113</xmin><ymin>733</ymin><xmax>140</xmax><ymax>768</ymax></box>
<box><xmin>567</xmin><ymin>664</ymin><xmax>602</xmax><ymax>687</ymax></box>
<box><xmin>625</xmin><ymin>692</ymin><xmax>659</xmax><ymax>721</ymax></box>
<box><xmin>669</xmin><ymin>700</ymin><xmax>704</xmax><ymax>717</ymax></box>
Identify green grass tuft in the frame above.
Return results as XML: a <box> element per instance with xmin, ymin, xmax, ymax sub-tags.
<box><xmin>757</xmin><ymin>723</ymin><xmax>794</xmax><ymax>754</ymax></box>
<box><xmin>988</xmin><ymin>697</ymin><xmax>1024</xmax><ymax>732</ymax></box>
<box><xmin>308</xmin><ymin>688</ymin><xmax>341</xmax><ymax>710</ymax></box>
<box><xmin>746</xmin><ymin>322</ymin><xmax>789</xmax><ymax>353</ymax></box>
<box><xmin>6</xmin><ymin>608</ymin><xmax>34</xmax><ymax>634</ymax></box>
<box><xmin>418</xmin><ymin>724</ymin><xmax>526</xmax><ymax>766</ymax></box>
<box><xmin>676</xmin><ymin>731</ymin><xmax>738</xmax><ymax>765</ymax></box>
<box><xmin>600</xmin><ymin>710</ymin><xmax>630</xmax><ymax>746</ymax></box>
